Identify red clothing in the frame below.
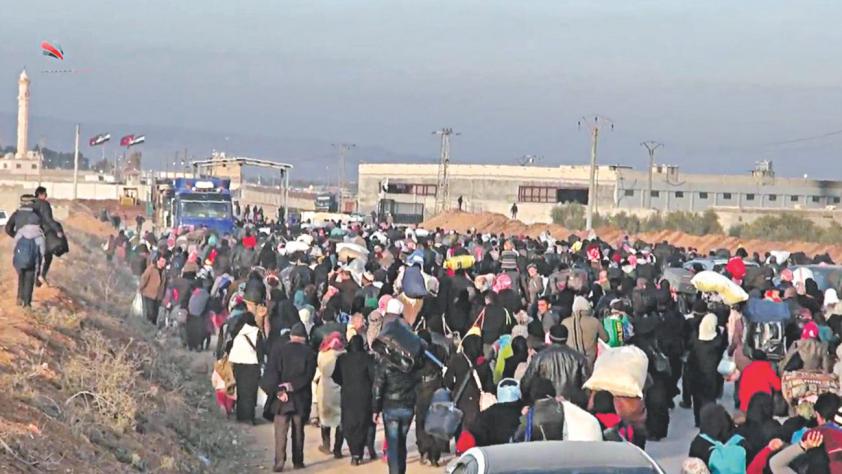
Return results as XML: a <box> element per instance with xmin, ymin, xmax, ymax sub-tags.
<box><xmin>594</xmin><ymin>413</ymin><xmax>635</xmax><ymax>443</ymax></box>
<box><xmin>738</xmin><ymin>360</ymin><xmax>782</xmax><ymax>412</ymax></box>
<box><xmin>747</xmin><ymin>446</ymin><xmax>773</xmax><ymax>474</ymax></box>
<box><xmin>242</xmin><ymin>235</ymin><xmax>257</xmax><ymax>249</ymax></box>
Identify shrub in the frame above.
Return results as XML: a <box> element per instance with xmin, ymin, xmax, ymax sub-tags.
<box><xmin>62</xmin><ymin>329</ymin><xmax>146</xmax><ymax>433</ymax></box>
<box><xmin>550</xmin><ymin>204</ymin><xmax>723</xmax><ymax>235</ymax></box>
<box><xmin>729</xmin><ymin>215</ymin><xmax>842</xmax><ymax>244</ymax></box>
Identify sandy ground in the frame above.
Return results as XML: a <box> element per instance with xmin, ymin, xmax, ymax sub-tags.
<box><xmin>239</xmin><ymin>384</ymin><xmax>737</xmax><ymax>473</ymax></box>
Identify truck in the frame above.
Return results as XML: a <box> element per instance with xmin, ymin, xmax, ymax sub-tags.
<box><xmin>314</xmin><ymin>192</ymin><xmax>339</xmax><ymax>212</ymax></box>
<box><xmin>154</xmin><ymin>177</ymin><xmax>235</xmax><ymax>234</ymax></box>
<box><xmin>377</xmin><ymin>199</ymin><xmax>425</xmax><ymax>225</ymax></box>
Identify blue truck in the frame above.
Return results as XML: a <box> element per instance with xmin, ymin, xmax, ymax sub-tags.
<box><xmin>156</xmin><ymin>177</ymin><xmax>235</xmax><ymax>234</ymax></box>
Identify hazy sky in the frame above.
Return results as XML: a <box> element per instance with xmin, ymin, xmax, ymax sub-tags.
<box><xmin>2</xmin><ymin>0</ymin><xmax>842</xmax><ymax>177</ymax></box>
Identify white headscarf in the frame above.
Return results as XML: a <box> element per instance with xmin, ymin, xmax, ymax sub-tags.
<box><xmin>698</xmin><ymin>314</ymin><xmax>718</xmax><ymax>342</ymax></box>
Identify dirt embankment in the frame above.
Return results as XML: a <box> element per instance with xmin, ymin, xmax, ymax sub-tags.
<box><xmin>423</xmin><ymin>211</ymin><xmax>842</xmax><ymax>261</ymax></box>
<box><xmin>0</xmin><ymin>204</ymin><xmax>246</xmax><ymax>473</ymax></box>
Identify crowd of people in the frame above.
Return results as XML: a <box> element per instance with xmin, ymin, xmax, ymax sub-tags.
<box><xmin>109</xmin><ymin>209</ymin><xmax>842</xmax><ymax>474</ymax></box>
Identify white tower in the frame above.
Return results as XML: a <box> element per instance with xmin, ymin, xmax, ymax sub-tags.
<box><xmin>16</xmin><ymin>69</ymin><xmax>30</xmax><ymax>159</ymax></box>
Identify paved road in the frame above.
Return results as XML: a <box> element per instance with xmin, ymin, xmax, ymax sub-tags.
<box><xmin>241</xmin><ymin>382</ymin><xmax>737</xmax><ymax>473</ymax></box>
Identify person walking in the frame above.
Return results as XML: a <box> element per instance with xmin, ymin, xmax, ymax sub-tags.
<box><xmin>685</xmin><ymin>314</ymin><xmax>724</xmax><ymax>427</ymax></box>
<box><xmin>316</xmin><ymin>331</ymin><xmax>345</xmax><ymax>458</ymax></box>
<box><xmin>138</xmin><ymin>256</ymin><xmax>167</xmax><ymax>324</ymax></box>
<box><xmin>510</xmin><ymin>202</ymin><xmax>518</xmax><ymax>220</ymax></box>
<box><xmin>228</xmin><ymin>312</ymin><xmax>265</xmax><ymax>423</ymax></box>
<box><xmin>457</xmin><ymin>195</ymin><xmax>463</xmax><ymax>211</ymax></box>
<box><xmin>372</xmin><ymin>321</ymin><xmax>423</xmax><ymax>474</ymax></box>
<box><xmin>261</xmin><ymin>323</ymin><xmax>317</xmax><ymax>472</ymax></box>
<box><xmin>5</xmin><ymin>194</ymin><xmax>46</xmax><ymax>307</ymax></box>
<box><xmin>32</xmin><ymin>186</ymin><xmax>62</xmax><ymax>286</ymax></box>
<box><xmin>562</xmin><ymin>296</ymin><xmax>608</xmax><ymax>372</ymax></box>
<box><xmin>520</xmin><ymin>325</ymin><xmax>590</xmax><ymax>407</ymax></box>
<box><xmin>332</xmin><ymin>335</ymin><xmax>376</xmax><ymax>466</ymax></box>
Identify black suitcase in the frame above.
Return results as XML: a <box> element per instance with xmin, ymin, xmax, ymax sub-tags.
<box><xmin>371</xmin><ymin>320</ymin><xmax>425</xmax><ymax>373</ymax></box>
<box><xmin>45</xmin><ymin>223</ymin><xmax>69</xmax><ymax>257</ymax></box>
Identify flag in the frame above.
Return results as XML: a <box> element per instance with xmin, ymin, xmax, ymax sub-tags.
<box><xmin>89</xmin><ymin>133</ymin><xmax>110</xmax><ymax>146</ymax></box>
<box><xmin>129</xmin><ymin>135</ymin><xmax>145</xmax><ymax>147</ymax></box>
<box><xmin>120</xmin><ymin>134</ymin><xmax>134</xmax><ymax>147</ymax></box>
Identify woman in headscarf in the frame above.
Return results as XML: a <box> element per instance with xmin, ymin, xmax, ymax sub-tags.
<box><xmin>366</xmin><ymin>294</ymin><xmax>391</xmax><ymax>345</ymax></box>
<box><xmin>501</xmin><ymin>335</ymin><xmax>529</xmax><ymax>381</ymax></box>
<box><xmin>688</xmin><ymin>404</ymin><xmax>740</xmax><ymax>466</ymax></box>
<box><xmin>227</xmin><ymin>311</ymin><xmax>265</xmax><ymax>423</ymax></box>
<box><xmin>316</xmin><ymin>331</ymin><xmax>345</xmax><ymax>458</ymax></box>
<box><xmin>591</xmin><ymin>391</ymin><xmax>635</xmax><ymax>444</ymax></box>
<box><xmin>797</xmin><ymin>278</ymin><xmax>822</xmax><ymax>315</ymax></box>
<box><xmin>443</xmin><ymin>334</ymin><xmax>495</xmax><ymax>429</ymax></box>
<box><xmin>780</xmin><ymin>321</ymin><xmax>832</xmax><ymax>374</ymax></box>
<box><xmin>415</xmin><ymin>330</ymin><xmax>449</xmax><ymax>467</ymax></box>
<box><xmin>332</xmin><ymin>335</ymin><xmax>376</xmax><ymax>466</ymax></box>
<box><xmin>466</xmin><ymin>378</ymin><xmax>524</xmax><ymax>447</ymax></box>
<box><xmin>736</xmin><ymin>392</ymin><xmax>784</xmax><ymax>463</ymax></box>
<box><xmin>685</xmin><ymin>313</ymin><xmax>725</xmax><ymax>427</ymax></box>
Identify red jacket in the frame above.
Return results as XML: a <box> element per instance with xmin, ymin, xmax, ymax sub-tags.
<box><xmin>809</xmin><ymin>424</ymin><xmax>842</xmax><ymax>473</ymax></box>
<box><xmin>747</xmin><ymin>446</ymin><xmax>773</xmax><ymax>474</ymax></box>
<box><xmin>738</xmin><ymin>360</ymin><xmax>781</xmax><ymax>412</ymax></box>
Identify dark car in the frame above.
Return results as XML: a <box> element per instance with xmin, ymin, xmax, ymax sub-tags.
<box><xmin>446</xmin><ymin>441</ymin><xmax>665</xmax><ymax>474</ymax></box>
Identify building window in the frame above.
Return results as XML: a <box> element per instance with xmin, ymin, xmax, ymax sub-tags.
<box><xmin>624</xmin><ymin>189</ymin><xmax>634</xmax><ymax>197</ymax></box>
<box><xmin>723</xmin><ymin>193</ymin><xmax>732</xmax><ymax>200</ymax></box>
<box><xmin>650</xmin><ymin>190</ymin><xmax>660</xmax><ymax>198</ymax></box>
<box><xmin>518</xmin><ymin>186</ymin><xmax>555</xmax><ymax>203</ymax></box>
<box><xmin>746</xmin><ymin>194</ymin><xmax>755</xmax><ymax>201</ymax></box>
<box><xmin>675</xmin><ymin>191</ymin><xmax>684</xmax><ymax>198</ymax></box>
<box><xmin>834</xmin><ymin>197</ymin><xmax>841</xmax><ymax>204</ymax></box>
<box><xmin>812</xmin><ymin>196</ymin><xmax>821</xmax><ymax>203</ymax></box>
<box><xmin>385</xmin><ymin>183</ymin><xmax>437</xmax><ymax>196</ymax></box>
<box><xmin>768</xmin><ymin>194</ymin><xmax>777</xmax><ymax>201</ymax></box>
<box><xmin>699</xmin><ymin>192</ymin><xmax>708</xmax><ymax>199</ymax></box>
<box><xmin>16</xmin><ymin>163</ymin><xmax>21</xmax><ymax>169</ymax></box>
<box><xmin>31</xmin><ymin>164</ymin><xmax>36</xmax><ymax>170</ymax></box>
<box><xmin>790</xmin><ymin>195</ymin><xmax>799</xmax><ymax>202</ymax></box>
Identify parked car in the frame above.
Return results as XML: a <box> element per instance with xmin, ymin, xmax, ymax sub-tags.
<box><xmin>785</xmin><ymin>265</ymin><xmax>842</xmax><ymax>292</ymax></box>
<box><xmin>0</xmin><ymin>209</ymin><xmax>7</xmax><ymax>227</ymax></box>
<box><xmin>446</xmin><ymin>441</ymin><xmax>665</xmax><ymax>474</ymax></box>
<box><xmin>683</xmin><ymin>258</ymin><xmax>759</xmax><ymax>273</ymax></box>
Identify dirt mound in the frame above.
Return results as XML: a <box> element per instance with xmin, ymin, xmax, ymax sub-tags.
<box><xmin>424</xmin><ymin>211</ymin><xmax>842</xmax><ymax>261</ymax></box>
<box><xmin>0</xmin><ymin>205</ymin><xmax>247</xmax><ymax>472</ymax></box>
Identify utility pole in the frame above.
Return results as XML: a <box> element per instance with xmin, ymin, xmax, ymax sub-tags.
<box><xmin>578</xmin><ymin>115</ymin><xmax>613</xmax><ymax>231</ymax></box>
<box><xmin>332</xmin><ymin>143</ymin><xmax>356</xmax><ymax>208</ymax></box>
<box><xmin>433</xmin><ymin>128</ymin><xmax>459</xmax><ymax>214</ymax></box>
<box><xmin>73</xmin><ymin>124</ymin><xmax>80</xmax><ymax>199</ymax></box>
<box><xmin>641</xmin><ymin>141</ymin><xmax>663</xmax><ymax>209</ymax></box>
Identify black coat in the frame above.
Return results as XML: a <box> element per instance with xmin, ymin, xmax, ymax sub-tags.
<box><xmin>686</xmin><ymin>335</ymin><xmax>724</xmax><ymax>397</ymax></box>
<box><xmin>443</xmin><ymin>353</ymin><xmax>494</xmax><ymax>429</ymax></box>
<box><xmin>332</xmin><ymin>351</ymin><xmax>375</xmax><ymax>446</ymax></box>
<box><xmin>259</xmin><ymin>340</ymin><xmax>317</xmax><ymax>421</ymax></box>
<box><xmin>470</xmin><ymin>401</ymin><xmax>523</xmax><ymax>446</ymax></box>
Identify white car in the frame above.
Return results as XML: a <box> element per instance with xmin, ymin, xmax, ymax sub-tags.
<box><xmin>447</xmin><ymin>441</ymin><xmax>665</xmax><ymax>474</ymax></box>
<box><xmin>0</xmin><ymin>209</ymin><xmax>7</xmax><ymax>227</ymax></box>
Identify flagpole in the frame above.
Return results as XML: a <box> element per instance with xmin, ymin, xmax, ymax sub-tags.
<box><xmin>73</xmin><ymin>124</ymin><xmax>80</xmax><ymax>200</ymax></box>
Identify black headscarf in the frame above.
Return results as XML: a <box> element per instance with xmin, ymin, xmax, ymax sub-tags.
<box><xmin>698</xmin><ymin>404</ymin><xmax>733</xmax><ymax>442</ymax></box>
<box><xmin>347</xmin><ymin>334</ymin><xmax>365</xmax><ymax>353</ymax></box>
<box><xmin>462</xmin><ymin>334</ymin><xmax>483</xmax><ymax>365</ymax></box>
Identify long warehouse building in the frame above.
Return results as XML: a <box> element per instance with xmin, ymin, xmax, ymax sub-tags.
<box><xmin>357</xmin><ymin>161</ymin><xmax>842</xmax><ymax>224</ymax></box>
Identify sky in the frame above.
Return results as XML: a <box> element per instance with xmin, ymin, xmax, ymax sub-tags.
<box><xmin>2</xmin><ymin>0</ymin><xmax>842</xmax><ymax>179</ymax></box>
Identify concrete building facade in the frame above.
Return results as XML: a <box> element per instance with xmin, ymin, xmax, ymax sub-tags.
<box><xmin>357</xmin><ymin>161</ymin><xmax>842</xmax><ymax>224</ymax></box>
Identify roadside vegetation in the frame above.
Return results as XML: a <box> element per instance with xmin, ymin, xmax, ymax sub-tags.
<box><xmin>551</xmin><ymin>204</ymin><xmax>723</xmax><ymax>236</ymax></box>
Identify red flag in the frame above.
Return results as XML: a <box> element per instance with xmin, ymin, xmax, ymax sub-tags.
<box><xmin>120</xmin><ymin>134</ymin><xmax>134</xmax><ymax>147</ymax></box>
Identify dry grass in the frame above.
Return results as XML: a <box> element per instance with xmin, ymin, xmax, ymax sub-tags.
<box><xmin>61</xmin><ymin>329</ymin><xmax>148</xmax><ymax>434</ymax></box>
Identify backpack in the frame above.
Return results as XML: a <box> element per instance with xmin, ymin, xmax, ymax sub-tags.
<box><xmin>700</xmin><ymin>434</ymin><xmax>746</xmax><ymax>474</ymax></box>
<box><xmin>742</xmin><ymin>320</ymin><xmax>786</xmax><ymax>361</ymax></box>
<box><xmin>603</xmin><ymin>316</ymin><xmax>630</xmax><ymax>347</ymax></box>
<box><xmin>13</xmin><ymin>237</ymin><xmax>39</xmax><ymax>271</ymax></box>
<box><xmin>402</xmin><ymin>266</ymin><xmax>428</xmax><ymax>299</ymax></box>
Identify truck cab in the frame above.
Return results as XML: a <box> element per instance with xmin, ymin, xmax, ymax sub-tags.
<box><xmin>163</xmin><ymin>178</ymin><xmax>235</xmax><ymax>234</ymax></box>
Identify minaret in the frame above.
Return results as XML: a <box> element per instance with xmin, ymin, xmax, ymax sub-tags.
<box><xmin>16</xmin><ymin>69</ymin><xmax>30</xmax><ymax>159</ymax></box>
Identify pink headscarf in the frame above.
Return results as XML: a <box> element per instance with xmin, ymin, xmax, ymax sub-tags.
<box><xmin>493</xmin><ymin>273</ymin><xmax>513</xmax><ymax>293</ymax></box>
<box><xmin>802</xmin><ymin>321</ymin><xmax>819</xmax><ymax>340</ymax></box>
<box><xmin>378</xmin><ymin>295</ymin><xmax>393</xmax><ymax>313</ymax></box>
<box><xmin>319</xmin><ymin>331</ymin><xmax>345</xmax><ymax>352</ymax></box>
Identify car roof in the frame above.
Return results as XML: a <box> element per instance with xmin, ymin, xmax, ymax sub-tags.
<box><xmin>474</xmin><ymin>441</ymin><xmax>662</xmax><ymax>472</ymax></box>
